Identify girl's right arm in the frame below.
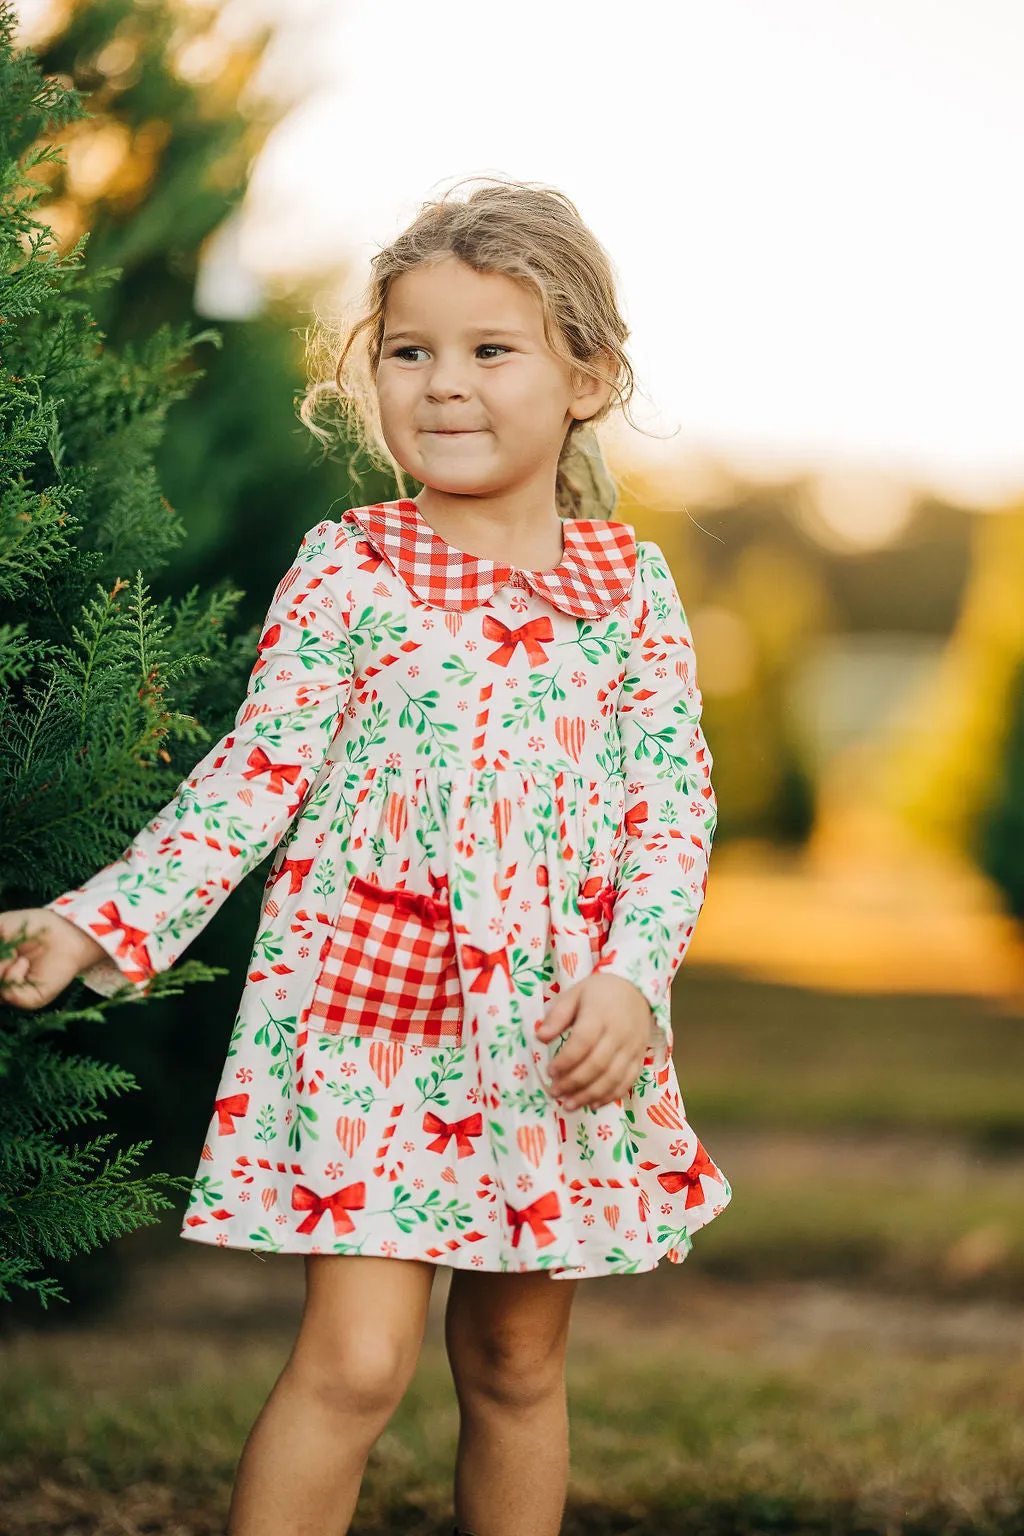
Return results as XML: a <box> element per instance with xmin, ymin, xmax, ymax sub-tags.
<box><xmin>1</xmin><ymin>517</ymin><xmax>354</xmax><ymax>1007</ymax></box>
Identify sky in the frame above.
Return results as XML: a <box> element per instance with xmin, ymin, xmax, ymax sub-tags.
<box><xmin>16</xmin><ymin>0</ymin><xmax>1024</xmax><ymax>514</ymax></box>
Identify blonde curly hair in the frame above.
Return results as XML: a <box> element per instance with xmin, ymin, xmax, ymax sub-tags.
<box><xmin>298</xmin><ymin>176</ymin><xmax>638</xmax><ymax>519</ymax></box>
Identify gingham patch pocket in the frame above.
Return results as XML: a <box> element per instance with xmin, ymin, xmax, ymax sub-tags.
<box><xmin>305</xmin><ymin>875</ymin><xmax>464</xmax><ymax>1046</ymax></box>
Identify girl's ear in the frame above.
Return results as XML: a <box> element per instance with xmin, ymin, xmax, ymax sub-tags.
<box><xmin>569</xmin><ymin>345</ymin><xmax>617</xmax><ymax>422</ymax></box>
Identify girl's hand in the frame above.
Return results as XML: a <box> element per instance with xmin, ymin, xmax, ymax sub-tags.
<box><xmin>0</xmin><ymin>909</ymin><xmax>107</xmax><ymax>1011</ymax></box>
<box><xmin>534</xmin><ymin>972</ymin><xmax>652</xmax><ymax>1111</ymax></box>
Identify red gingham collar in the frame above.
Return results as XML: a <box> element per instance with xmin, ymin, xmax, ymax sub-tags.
<box><xmin>340</xmin><ymin>499</ymin><xmax>636</xmax><ymax>619</ymax></box>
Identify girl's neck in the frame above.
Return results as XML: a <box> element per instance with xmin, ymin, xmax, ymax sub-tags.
<box><xmin>412</xmin><ymin>488</ymin><xmax>565</xmax><ymax>571</ymax></box>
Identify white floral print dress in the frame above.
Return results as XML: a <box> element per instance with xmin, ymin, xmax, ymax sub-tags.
<box><xmin>47</xmin><ymin>499</ymin><xmax>731</xmax><ymax>1278</ymax></box>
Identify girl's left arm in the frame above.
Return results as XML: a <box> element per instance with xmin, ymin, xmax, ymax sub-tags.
<box><xmin>44</xmin><ymin>518</ymin><xmax>354</xmax><ymax>997</ymax></box>
<box><xmin>592</xmin><ymin>540</ymin><xmax>717</xmax><ymax>1052</ymax></box>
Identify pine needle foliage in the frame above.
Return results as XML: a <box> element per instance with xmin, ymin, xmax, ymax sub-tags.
<box><xmin>0</xmin><ymin>3</ymin><xmax>247</xmax><ymax>1309</ymax></box>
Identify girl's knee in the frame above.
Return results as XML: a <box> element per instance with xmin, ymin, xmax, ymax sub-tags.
<box><xmin>287</xmin><ymin>1329</ymin><xmax>418</xmax><ymax>1422</ymax></box>
<box><xmin>448</xmin><ymin>1328</ymin><xmax>568</xmax><ymax>1411</ymax></box>
<box><xmin>288</xmin><ymin>1254</ymin><xmax>434</xmax><ymax>1422</ymax></box>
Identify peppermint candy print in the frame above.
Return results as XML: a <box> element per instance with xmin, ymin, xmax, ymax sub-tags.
<box><xmin>47</xmin><ymin>500</ymin><xmax>730</xmax><ymax>1278</ymax></box>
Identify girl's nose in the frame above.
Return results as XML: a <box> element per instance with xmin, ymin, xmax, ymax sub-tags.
<box><xmin>426</xmin><ymin>373</ymin><xmax>470</xmax><ymax>401</ymax></box>
<box><xmin>425</xmin><ymin>356</ymin><xmax>472</xmax><ymax>401</ymax></box>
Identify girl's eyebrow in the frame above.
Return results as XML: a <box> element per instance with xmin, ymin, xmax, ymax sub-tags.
<box><xmin>382</xmin><ymin>326</ymin><xmax>532</xmax><ymax>343</ymax></box>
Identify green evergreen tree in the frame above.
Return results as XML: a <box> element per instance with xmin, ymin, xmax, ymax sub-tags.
<box><xmin>0</xmin><ymin>1</ymin><xmax>244</xmax><ymax>1310</ymax></box>
<box><xmin>10</xmin><ymin>7</ymin><xmax>391</xmax><ymax>1310</ymax></box>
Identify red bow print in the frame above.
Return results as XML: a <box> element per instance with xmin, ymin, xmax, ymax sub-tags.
<box><xmin>89</xmin><ymin>901</ymin><xmax>153</xmax><ymax>980</ymax></box>
<box><xmin>270</xmin><ymin>857</ymin><xmax>314</xmax><ymax>894</ymax></box>
<box><xmin>657</xmin><ymin>1145</ymin><xmax>721</xmax><ymax>1208</ymax></box>
<box><xmin>459</xmin><ymin>943</ymin><xmax>513</xmax><ymax>994</ymax></box>
<box><xmin>482</xmin><ymin>614</ymin><xmax>554</xmax><ymax>668</ymax></box>
<box><xmin>505</xmin><ymin>1190</ymin><xmax>561</xmax><ymax>1249</ymax></box>
<box><xmin>292</xmin><ymin>1180</ymin><xmax>367</xmax><ymax>1236</ymax></box>
<box><xmin>213</xmin><ymin>1093</ymin><xmax>250</xmax><ymax>1135</ymax></box>
<box><xmin>577</xmin><ymin>877</ymin><xmax>617</xmax><ymax>926</ymax></box>
<box><xmin>242</xmin><ymin>746</ymin><xmax>303</xmax><ymax>796</ymax></box>
<box><xmin>423</xmin><ymin>1110</ymin><xmax>483</xmax><ymax>1159</ymax></box>
<box><xmin>625</xmin><ymin>800</ymin><xmax>649</xmax><ymax>837</ymax></box>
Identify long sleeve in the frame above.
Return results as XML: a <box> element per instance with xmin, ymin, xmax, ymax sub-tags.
<box><xmin>592</xmin><ymin>539</ymin><xmax>716</xmax><ymax>1053</ymax></box>
<box><xmin>45</xmin><ymin>518</ymin><xmax>354</xmax><ymax>998</ymax></box>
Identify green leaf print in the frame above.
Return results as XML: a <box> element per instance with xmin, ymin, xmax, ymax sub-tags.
<box><xmin>337</xmin><ymin>700</ymin><xmax>389</xmax><ymax>764</ymax></box>
<box><xmin>296</xmin><ymin>777</ymin><xmax>336</xmax><ymax>826</ymax></box>
<box><xmin>266</xmin><ymin>630</ymin><xmax>348</xmax><ymax>677</ymax></box>
<box><xmin>189</xmin><ymin>1175</ymin><xmax>224</xmax><ymax>1209</ymax></box>
<box><xmin>246</xmin><ymin>701</ymin><xmax>327</xmax><ymax>744</ymax></box>
<box><xmin>348</xmin><ymin>604</ymin><xmax>407</xmax><ymax>650</ymax></box>
<box><xmin>489</xmin><ymin>1001</ymin><xmax>527</xmax><ymax>1062</ymax></box>
<box><xmin>575</xmin><ymin>1119</ymin><xmax>595</xmax><ymax>1165</ymax></box>
<box><xmin>254</xmin><ymin>1102</ymin><xmax>277</xmax><ymax>1147</ymax></box>
<box><xmin>559</xmin><ymin>617</ymin><xmax>630</xmax><ymax>666</ymax></box>
<box><xmin>324</xmin><ymin>1079</ymin><xmax>381</xmax><ymax>1114</ymax></box>
<box><xmin>489</xmin><ymin>1118</ymin><xmax>509</xmax><ymax>1156</ymax></box>
<box><xmin>413</xmin><ymin>821</ymin><xmax>440</xmax><ymax>867</ymax></box>
<box><xmin>536</xmin><ymin>1248</ymin><xmax>579</xmax><ymax>1272</ymax></box>
<box><xmin>251</xmin><ymin>926</ymin><xmax>286</xmax><ymax>965</ymax></box>
<box><xmin>287</xmin><ymin>1100</ymin><xmax>318</xmax><ymax>1154</ymax></box>
<box><xmin>507</xmin><ymin>945</ymin><xmax>552</xmax><ymax>997</ymax></box>
<box><xmin>655</xmin><ymin>1222</ymin><xmax>693</xmax><ymax>1255</ymax></box>
<box><xmin>630</xmin><ymin>1061</ymin><xmax>658</xmax><ymax>1101</ymax></box>
<box><xmin>640</xmin><ymin>546</ymin><xmax>677</xmax><ymax>621</ymax></box>
<box><xmin>225</xmin><ymin>1009</ymin><xmax>244</xmax><ymax>1061</ymax></box>
<box><xmin>253</xmin><ymin>1001</ymin><xmax>297</xmax><ymax>1084</ymax></box>
<box><xmin>500</xmin><ymin>1084</ymin><xmax>551</xmax><ymax>1118</ymax></box>
<box><xmin>595</xmin><ymin>742</ymin><xmax>624</xmax><ymax>782</ymax></box>
<box><xmin>248</xmin><ymin>1225</ymin><xmax>284</xmax><ymax>1253</ymax></box>
<box><xmin>160</xmin><ymin>902</ymin><xmax>229</xmax><ymax>942</ymax></box>
<box><xmin>500</xmin><ymin>668</ymin><xmax>567</xmax><ymax>732</ymax></box>
<box><xmin>174</xmin><ymin>792</ymin><xmax>250</xmax><ymax>841</ymax></box>
<box><xmin>413</xmin><ymin>1049</ymin><xmax>466</xmax><ymax>1111</ymax></box>
<box><xmin>450</xmin><ymin>865</ymin><xmax>477</xmax><ymax>912</ymax></box>
<box><xmin>398</xmin><ymin>685</ymin><xmax>461</xmax><ymax>765</ymax></box>
<box><xmin>113</xmin><ymin>862</ymin><xmax>186</xmax><ymax>905</ymax></box>
<box><xmin>628</xmin><ymin>710</ymin><xmax>698</xmax><ymax>778</ymax></box>
<box><xmin>441</xmin><ymin>653</ymin><xmax>478</xmax><ymax>686</ymax></box>
<box><xmin>604</xmin><ymin>1246</ymin><xmax>645</xmax><ymax>1274</ymax></box>
<box><xmin>313</xmin><ymin>857</ymin><xmax>337</xmax><ymax>901</ymax></box>
<box><xmin>610</xmin><ymin>1107</ymin><xmax>646</xmax><ymax>1166</ymax></box>
<box><xmin>381</xmin><ymin>1184</ymin><xmax>475</xmax><ymax>1235</ymax></box>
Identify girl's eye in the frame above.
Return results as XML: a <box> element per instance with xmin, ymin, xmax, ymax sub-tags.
<box><xmin>390</xmin><ymin>344</ymin><xmax>510</xmax><ymax>362</ymax></box>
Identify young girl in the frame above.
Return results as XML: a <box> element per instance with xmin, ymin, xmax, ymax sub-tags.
<box><xmin>0</xmin><ymin>178</ymin><xmax>730</xmax><ymax>1536</ymax></box>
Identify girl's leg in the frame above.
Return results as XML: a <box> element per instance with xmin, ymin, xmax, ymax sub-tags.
<box><xmin>227</xmin><ymin>1253</ymin><xmax>436</xmax><ymax>1536</ymax></box>
<box><xmin>445</xmin><ymin>1268</ymin><xmax>580</xmax><ymax>1536</ymax></box>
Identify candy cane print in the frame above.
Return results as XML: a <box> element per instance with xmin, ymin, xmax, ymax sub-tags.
<box><xmin>353</xmin><ymin>640</ymin><xmax>422</xmax><ymax>703</ymax></box>
<box><xmin>471</xmin><ymin>680</ymin><xmax>493</xmax><ymax>770</ymax></box>
<box><xmin>373</xmin><ymin>1102</ymin><xmax>404</xmax><ymax>1177</ymax></box>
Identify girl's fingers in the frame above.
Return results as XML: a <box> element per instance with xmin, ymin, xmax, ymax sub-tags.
<box><xmin>580</xmin><ymin>1050</ymin><xmax>645</xmax><ymax>1111</ymax></box>
<box><xmin>0</xmin><ymin>954</ymin><xmax>28</xmax><ymax>985</ymax></box>
<box><xmin>561</xmin><ymin>1049</ymin><xmax>631</xmax><ymax>1110</ymax></box>
<box><xmin>535</xmin><ymin>985</ymin><xmax>581</xmax><ymax>1041</ymax></box>
<box><xmin>0</xmin><ymin>975</ymin><xmax>47</xmax><ymax>1009</ymax></box>
<box><xmin>550</xmin><ymin>1022</ymin><xmax>613</xmax><ymax>1092</ymax></box>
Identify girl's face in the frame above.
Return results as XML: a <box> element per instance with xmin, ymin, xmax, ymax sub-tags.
<box><xmin>375</xmin><ymin>254</ymin><xmax>610</xmax><ymax>503</ymax></box>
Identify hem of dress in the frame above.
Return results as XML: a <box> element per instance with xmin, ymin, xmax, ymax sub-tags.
<box><xmin>177</xmin><ymin>1220</ymin><xmax>709</xmax><ymax>1279</ymax></box>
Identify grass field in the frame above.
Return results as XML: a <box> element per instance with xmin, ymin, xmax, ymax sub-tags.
<box><xmin>3</xmin><ymin>1255</ymin><xmax>1024</xmax><ymax>1535</ymax></box>
<box><xmin>673</xmin><ymin>969</ymin><xmax>1024</xmax><ymax>1145</ymax></box>
<box><xmin>3</xmin><ymin>968</ymin><xmax>1023</xmax><ymax>1534</ymax></box>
